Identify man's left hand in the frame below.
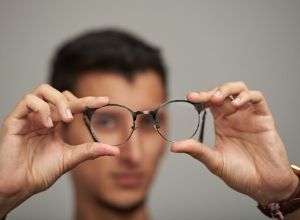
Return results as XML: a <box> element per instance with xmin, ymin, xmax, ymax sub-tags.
<box><xmin>171</xmin><ymin>81</ymin><xmax>298</xmax><ymax>205</ymax></box>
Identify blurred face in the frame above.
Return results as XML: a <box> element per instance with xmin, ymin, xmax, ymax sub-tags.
<box><xmin>67</xmin><ymin>71</ymin><xmax>166</xmax><ymax>210</ymax></box>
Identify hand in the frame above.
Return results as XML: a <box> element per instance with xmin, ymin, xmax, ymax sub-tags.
<box><xmin>171</xmin><ymin>81</ymin><xmax>299</xmax><ymax>205</ymax></box>
<box><xmin>0</xmin><ymin>84</ymin><xmax>119</xmax><ymax>217</ymax></box>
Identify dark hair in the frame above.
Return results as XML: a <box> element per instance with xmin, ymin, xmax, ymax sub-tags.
<box><xmin>49</xmin><ymin>28</ymin><xmax>167</xmax><ymax>93</ymax></box>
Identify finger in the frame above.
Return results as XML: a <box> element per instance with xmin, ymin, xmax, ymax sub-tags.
<box><xmin>211</xmin><ymin>90</ymin><xmax>250</xmax><ymax>117</ymax></box>
<box><xmin>63</xmin><ymin>142</ymin><xmax>120</xmax><ymax>172</ymax></box>
<box><xmin>62</xmin><ymin>90</ymin><xmax>109</xmax><ymax>114</ymax></box>
<box><xmin>232</xmin><ymin>90</ymin><xmax>271</xmax><ymax>115</ymax></box>
<box><xmin>171</xmin><ymin>139</ymin><xmax>222</xmax><ymax>175</ymax></box>
<box><xmin>188</xmin><ymin>82</ymin><xmax>249</xmax><ymax>117</ymax></box>
<box><xmin>230</xmin><ymin>90</ymin><xmax>250</xmax><ymax>107</ymax></box>
<box><xmin>62</xmin><ymin>90</ymin><xmax>78</xmax><ymax>102</ymax></box>
<box><xmin>210</xmin><ymin>81</ymin><xmax>248</xmax><ymax>104</ymax></box>
<box><xmin>8</xmin><ymin>94</ymin><xmax>53</xmax><ymax>127</ymax></box>
<box><xmin>68</xmin><ymin>96</ymin><xmax>109</xmax><ymax>114</ymax></box>
<box><xmin>187</xmin><ymin>87</ymin><xmax>218</xmax><ymax>103</ymax></box>
<box><xmin>187</xmin><ymin>81</ymin><xmax>247</xmax><ymax>105</ymax></box>
<box><xmin>33</xmin><ymin>84</ymin><xmax>72</xmax><ymax>122</ymax></box>
<box><xmin>210</xmin><ymin>98</ymin><xmax>238</xmax><ymax>118</ymax></box>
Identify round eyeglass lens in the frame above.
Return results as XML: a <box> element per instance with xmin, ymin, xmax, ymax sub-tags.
<box><xmin>90</xmin><ymin>105</ymin><xmax>134</xmax><ymax>146</ymax></box>
<box><xmin>156</xmin><ymin>101</ymin><xmax>201</xmax><ymax>142</ymax></box>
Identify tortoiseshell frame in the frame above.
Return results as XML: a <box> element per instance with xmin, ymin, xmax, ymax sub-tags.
<box><xmin>83</xmin><ymin>100</ymin><xmax>207</xmax><ymax>146</ymax></box>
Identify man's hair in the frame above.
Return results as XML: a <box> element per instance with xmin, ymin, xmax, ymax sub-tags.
<box><xmin>49</xmin><ymin>28</ymin><xmax>167</xmax><ymax>93</ymax></box>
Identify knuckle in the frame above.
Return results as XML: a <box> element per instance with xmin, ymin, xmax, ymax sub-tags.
<box><xmin>252</xmin><ymin>90</ymin><xmax>264</xmax><ymax>100</ymax></box>
<box><xmin>62</xmin><ymin>91</ymin><xmax>73</xmax><ymax>102</ymax></box>
<box><xmin>62</xmin><ymin>90</ymin><xmax>74</xmax><ymax>96</ymax></box>
<box><xmin>209</xmin><ymin>86</ymin><xmax>219</xmax><ymax>92</ymax></box>
<box><xmin>62</xmin><ymin>90</ymin><xmax>71</xmax><ymax>96</ymax></box>
<box><xmin>241</xmin><ymin>90</ymin><xmax>250</xmax><ymax>96</ymax></box>
<box><xmin>2</xmin><ymin>117</ymin><xmax>11</xmax><ymax>131</ymax></box>
<box><xmin>51</xmin><ymin>89</ymin><xmax>65</xmax><ymax>99</ymax></box>
<box><xmin>198</xmin><ymin>91</ymin><xmax>206</xmax><ymax>96</ymax></box>
<box><xmin>208</xmin><ymin>88</ymin><xmax>219</xmax><ymax>97</ymax></box>
<box><xmin>237</xmin><ymin>81</ymin><xmax>247</xmax><ymax>89</ymax></box>
<box><xmin>38</xmin><ymin>83</ymin><xmax>51</xmax><ymax>91</ymax></box>
<box><xmin>219</xmin><ymin>83</ymin><xmax>230</xmax><ymax>92</ymax></box>
<box><xmin>24</xmin><ymin>93</ymin><xmax>33</xmax><ymax>102</ymax></box>
<box><xmin>254</xmin><ymin>90</ymin><xmax>263</xmax><ymax>97</ymax></box>
<box><xmin>85</xmin><ymin>142</ymin><xmax>93</xmax><ymax>152</ymax></box>
<box><xmin>222</xmin><ymin>81</ymin><xmax>248</xmax><ymax>92</ymax></box>
<box><xmin>50</xmin><ymin>92</ymin><xmax>68</xmax><ymax>106</ymax></box>
<box><xmin>1</xmin><ymin>116</ymin><xmax>17</xmax><ymax>135</ymax></box>
<box><xmin>85</xmin><ymin>143</ymin><xmax>98</xmax><ymax>159</ymax></box>
<box><xmin>80</xmin><ymin>96</ymin><xmax>94</xmax><ymax>104</ymax></box>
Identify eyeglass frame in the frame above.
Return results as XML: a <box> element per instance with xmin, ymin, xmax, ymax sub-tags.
<box><xmin>83</xmin><ymin>99</ymin><xmax>207</xmax><ymax>146</ymax></box>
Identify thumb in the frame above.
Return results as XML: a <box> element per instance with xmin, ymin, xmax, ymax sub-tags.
<box><xmin>171</xmin><ymin>139</ymin><xmax>222</xmax><ymax>175</ymax></box>
<box><xmin>63</xmin><ymin>142</ymin><xmax>120</xmax><ymax>172</ymax></box>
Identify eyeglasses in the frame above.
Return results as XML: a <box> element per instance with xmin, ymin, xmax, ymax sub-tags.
<box><xmin>83</xmin><ymin>100</ymin><xmax>207</xmax><ymax>146</ymax></box>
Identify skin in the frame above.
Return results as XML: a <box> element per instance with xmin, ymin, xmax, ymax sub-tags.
<box><xmin>0</xmin><ymin>74</ymin><xmax>299</xmax><ymax>219</ymax></box>
<box><xmin>0</xmin><ymin>84</ymin><xmax>120</xmax><ymax>218</ymax></box>
<box><xmin>178</xmin><ymin>84</ymin><xmax>299</xmax><ymax>205</ymax></box>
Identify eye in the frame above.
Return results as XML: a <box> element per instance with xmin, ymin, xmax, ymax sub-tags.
<box><xmin>92</xmin><ymin>114</ymin><xmax>118</xmax><ymax>131</ymax></box>
<box><xmin>95</xmin><ymin>117</ymin><xmax>115</xmax><ymax>128</ymax></box>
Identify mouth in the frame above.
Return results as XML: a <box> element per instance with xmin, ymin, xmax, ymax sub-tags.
<box><xmin>111</xmin><ymin>171</ymin><xmax>145</xmax><ymax>188</ymax></box>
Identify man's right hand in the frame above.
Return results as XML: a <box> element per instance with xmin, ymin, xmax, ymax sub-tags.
<box><xmin>0</xmin><ymin>84</ymin><xmax>119</xmax><ymax>218</ymax></box>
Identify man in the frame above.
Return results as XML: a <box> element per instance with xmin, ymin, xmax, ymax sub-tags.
<box><xmin>0</xmin><ymin>29</ymin><xmax>299</xmax><ymax>220</ymax></box>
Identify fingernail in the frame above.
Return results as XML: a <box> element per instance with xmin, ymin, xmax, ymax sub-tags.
<box><xmin>232</xmin><ymin>97</ymin><xmax>241</xmax><ymax>104</ymax></box>
<box><xmin>47</xmin><ymin>116</ymin><xmax>53</xmax><ymax>127</ymax></box>
<box><xmin>66</xmin><ymin>108</ymin><xmax>73</xmax><ymax>119</ymax></box>
<box><xmin>214</xmin><ymin>90</ymin><xmax>222</xmax><ymax>97</ymax></box>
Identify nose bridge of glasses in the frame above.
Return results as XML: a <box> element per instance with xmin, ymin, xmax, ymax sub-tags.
<box><xmin>133</xmin><ymin>110</ymin><xmax>160</xmax><ymax>130</ymax></box>
<box><xmin>134</xmin><ymin>110</ymin><xmax>157</xmax><ymax>119</ymax></box>
<box><xmin>136</xmin><ymin>110</ymin><xmax>151</xmax><ymax>115</ymax></box>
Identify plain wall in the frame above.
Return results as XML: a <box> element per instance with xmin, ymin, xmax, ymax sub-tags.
<box><xmin>0</xmin><ymin>1</ymin><xmax>300</xmax><ymax>219</ymax></box>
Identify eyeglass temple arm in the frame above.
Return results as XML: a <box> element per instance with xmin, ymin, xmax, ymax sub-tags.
<box><xmin>198</xmin><ymin>109</ymin><xmax>207</xmax><ymax>143</ymax></box>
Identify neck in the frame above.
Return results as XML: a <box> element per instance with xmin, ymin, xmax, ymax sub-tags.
<box><xmin>73</xmin><ymin>191</ymin><xmax>150</xmax><ymax>220</ymax></box>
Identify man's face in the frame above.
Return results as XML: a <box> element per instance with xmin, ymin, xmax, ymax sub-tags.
<box><xmin>66</xmin><ymin>71</ymin><xmax>166</xmax><ymax>210</ymax></box>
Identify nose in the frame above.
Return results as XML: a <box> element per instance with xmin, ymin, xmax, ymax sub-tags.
<box><xmin>119</xmin><ymin>128</ymin><xmax>143</xmax><ymax>166</ymax></box>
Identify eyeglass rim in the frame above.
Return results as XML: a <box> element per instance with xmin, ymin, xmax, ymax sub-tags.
<box><xmin>154</xmin><ymin>100</ymin><xmax>204</xmax><ymax>143</ymax></box>
<box><xmin>83</xmin><ymin>99</ymin><xmax>206</xmax><ymax>146</ymax></box>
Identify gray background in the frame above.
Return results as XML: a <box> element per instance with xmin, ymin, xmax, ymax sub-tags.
<box><xmin>0</xmin><ymin>0</ymin><xmax>300</xmax><ymax>219</ymax></box>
